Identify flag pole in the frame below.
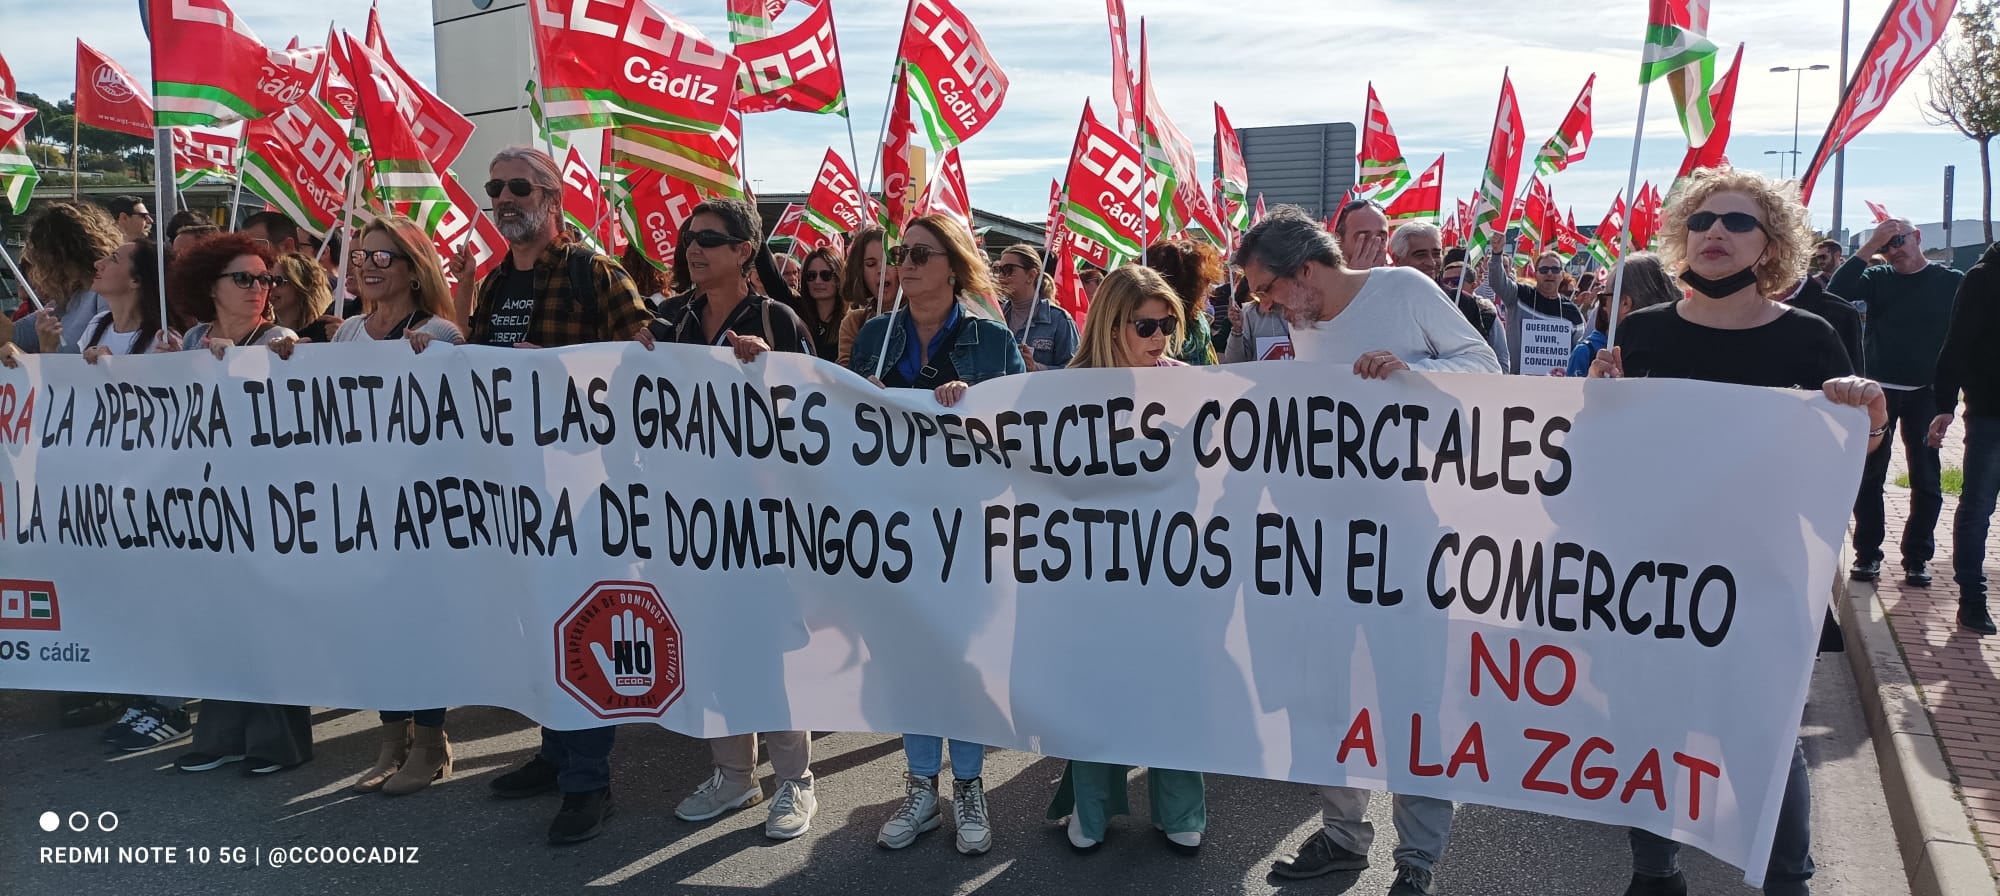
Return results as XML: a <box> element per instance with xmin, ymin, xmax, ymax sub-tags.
<box><xmin>827</xmin><ymin>3</ymin><xmax>877</xmax><ymax>232</ymax></box>
<box><xmin>1604</xmin><ymin>81</ymin><xmax>1650</xmax><ymax>352</ymax></box>
<box><xmin>331</xmin><ymin>154</ymin><xmax>364</xmax><ymax>312</ymax></box>
<box><xmin>1134</xmin><ymin>18</ymin><xmax>1151</xmax><ymax>254</ymax></box>
<box><xmin>151</xmin><ymin>127</ymin><xmax>173</xmax><ymax>332</ymax></box>
<box><xmin>227</xmin><ymin>159</ymin><xmax>247</xmax><ymax>229</ymax></box>
<box><xmin>71</xmin><ymin>115</ymin><xmax>80</xmax><ymax>201</ymax></box>
<box><xmin>0</xmin><ymin>243</ymin><xmax>44</xmax><ymax>311</ymax></box>
<box><xmin>865</xmin><ymin>0</ymin><xmax>920</xmax><ymax>380</ymax></box>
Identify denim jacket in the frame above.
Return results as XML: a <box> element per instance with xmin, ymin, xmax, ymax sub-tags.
<box><xmin>1000</xmin><ymin>296</ymin><xmax>1080</xmax><ymax>369</ymax></box>
<box><xmin>846</xmin><ymin>305</ymin><xmax>1026</xmax><ymax>385</ymax></box>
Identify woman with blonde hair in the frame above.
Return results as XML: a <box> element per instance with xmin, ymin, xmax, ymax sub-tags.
<box><xmin>325</xmin><ymin>215</ymin><xmax>465</xmax><ymax>794</ymax></box>
<box><xmin>1590</xmin><ymin>167</ymin><xmax>1889</xmax><ymax>896</ymax></box>
<box><xmin>13</xmin><ymin>201</ymin><xmax>119</xmax><ymax>354</ymax></box>
<box><xmin>268</xmin><ymin>252</ymin><xmax>338</xmax><ymax>343</ymax></box>
<box><xmin>848</xmin><ymin>214</ymin><xmax>1021</xmax><ymax>857</ymax></box>
<box><xmin>993</xmin><ymin>244</ymin><xmax>1078</xmax><ymax>370</ymax></box>
<box><xmin>1044</xmin><ymin>266</ymin><xmax>1203</xmax><ymax>856</ymax></box>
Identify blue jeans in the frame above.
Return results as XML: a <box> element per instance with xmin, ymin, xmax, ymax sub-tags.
<box><xmin>1955</xmin><ymin>415</ymin><xmax>2000</xmax><ymax>604</ymax></box>
<box><xmin>1854</xmin><ymin>387</ymin><xmax>1944</xmax><ymax>569</ymax></box>
<box><xmin>1630</xmin><ymin>739</ymin><xmax>1812</xmax><ymax>895</ymax></box>
<box><xmin>538</xmin><ymin>726</ymin><xmax>616</xmax><ymax>793</ymax></box>
<box><xmin>903</xmin><ymin>734</ymin><xmax>985</xmax><ymax>779</ymax></box>
<box><xmin>380</xmin><ymin>709</ymin><xmax>446</xmax><ymax>728</ymax></box>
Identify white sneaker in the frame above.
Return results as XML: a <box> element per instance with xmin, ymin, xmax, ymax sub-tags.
<box><xmin>764</xmin><ymin>778</ymin><xmax>817</xmax><ymax>840</ymax></box>
<box><xmin>951</xmin><ymin>776</ymin><xmax>992</xmax><ymax>856</ymax></box>
<box><xmin>674</xmin><ymin>768</ymin><xmax>763</xmax><ymax>822</ymax></box>
<box><xmin>1066</xmin><ymin>814</ymin><xmax>1099</xmax><ymax>851</ymax></box>
<box><xmin>876</xmin><ymin>774</ymin><xmax>941</xmax><ymax>849</ymax></box>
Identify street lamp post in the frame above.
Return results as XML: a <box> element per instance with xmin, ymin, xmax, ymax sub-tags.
<box><xmin>1764</xmin><ymin>150</ymin><xmax>1789</xmax><ymax>178</ymax></box>
<box><xmin>1770</xmin><ymin>64</ymin><xmax>1831</xmax><ymax>179</ymax></box>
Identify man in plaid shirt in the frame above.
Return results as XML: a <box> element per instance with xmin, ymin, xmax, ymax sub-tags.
<box><xmin>450</xmin><ymin>146</ymin><xmax>654</xmax><ymax>847</ymax></box>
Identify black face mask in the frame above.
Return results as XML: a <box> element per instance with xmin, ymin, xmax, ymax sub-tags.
<box><xmin>1679</xmin><ymin>266</ymin><xmax>1759</xmax><ymax>299</ymax></box>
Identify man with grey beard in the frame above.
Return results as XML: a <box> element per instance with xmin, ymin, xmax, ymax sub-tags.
<box><xmin>449</xmin><ymin>146</ymin><xmax>655</xmax><ymax>847</ymax></box>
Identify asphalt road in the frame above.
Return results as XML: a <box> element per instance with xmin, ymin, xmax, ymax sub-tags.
<box><xmin>0</xmin><ymin>655</ymin><xmax>1909</xmax><ymax>895</ymax></box>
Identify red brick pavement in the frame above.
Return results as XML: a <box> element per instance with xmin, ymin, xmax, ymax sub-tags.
<box><xmin>1866</xmin><ymin>424</ymin><xmax>2000</xmax><ymax>880</ymax></box>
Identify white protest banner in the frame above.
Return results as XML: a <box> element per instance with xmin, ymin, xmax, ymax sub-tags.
<box><xmin>0</xmin><ymin>344</ymin><xmax>1864</xmax><ymax>885</ymax></box>
<box><xmin>1517</xmin><ymin>308</ymin><xmax>1576</xmax><ymax>376</ymax></box>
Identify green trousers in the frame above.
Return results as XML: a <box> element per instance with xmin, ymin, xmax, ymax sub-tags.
<box><xmin>1045</xmin><ymin>760</ymin><xmax>1206</xmax><ymax>841</ymax></box>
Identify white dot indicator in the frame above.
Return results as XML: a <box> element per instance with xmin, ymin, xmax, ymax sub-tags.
<box><xmin>38</xmin><ymin>812</ymin><xmax>59</xmax><ymax>832</ymax></box>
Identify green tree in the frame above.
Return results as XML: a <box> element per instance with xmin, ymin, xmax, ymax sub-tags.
<box><xmin>1925</xmin><ymin>0</ymin><xmax>2000</xmax><ymax>243</ymax></box>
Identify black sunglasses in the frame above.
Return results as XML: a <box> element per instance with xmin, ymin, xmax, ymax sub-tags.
<box><xmin>887</xmin><ymin>245</ymin><xmax>941</xmax><ymax>267</ymax></box>
<box><xmin>993</xmin><ymin>262</ymin><xmax>1030</xmax><ymax>276</ymax></box>
<box><xmin>804</xmin><ymin>269</ymin><xmax>838</xmax><ymax>282</ymax></box>
<box><xmin>1885</xmin><ymin>234</ymin><xmax>1908</xmax><ymax>250</ymax></box>
<box><xmin>219</xmin><ymin>271</ymin><xmax>282</xmax><ymax>289</ymax></box>
<box><xmin>1130</xmin><ymin>316</ymin><xmax>1177</xmax><ymax>338</ymax></box>
<box><xmin>1686</xmin><ymin>211</ymin><xmax>1764</xmax><ymax>234</ymax></box>
<box><xmin>1536</xmin><ymin>265</ymin><xmax>1563</xmax><ymax>275</ymax></box>
<box><xmin>484</xmin><ymin>178</ymin><xmax>536</xmax><ymax>198</ymax></box>
<box><xmin>683</xmin><ymin>229</ymin><xmax>748</xmax><ymax>249</ymax></box>
<box><xmin>349</xmin><ymin>249</ymin><xmax>412</xmax><ymax>270</ymax></box>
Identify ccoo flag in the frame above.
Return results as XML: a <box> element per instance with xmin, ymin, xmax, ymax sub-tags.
<box><xmin>1358</xmin><ymin>83</ymin><xmax>1411</xmax><ymax>196</ymax></box>
<box><xmin>898</xmin><ymin>0</ymin><xmax>1009</xmax><ymax>149</ymax></box>
<box><xmin>531</xmin><ymin>0</ymin><xmax>744</xmax><ymax>135</ymax></box>
<box><xmin>146</xmin><ymin>0</ymin><xmax>318</xmax><ymax>127</ymax></box>
<box><xmin>1534</xmin><ymin>75</ymin><xmax>1594</xmax><ymax>176</ymax></box>
<box><xmin>734</xmin><ymin>0</ymin><xmax>848</xmax><ymax>115</ymax></box>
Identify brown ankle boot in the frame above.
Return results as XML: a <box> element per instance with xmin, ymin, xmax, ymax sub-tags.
<box><xmin>354</xmin><ymin>720</ymin><xmax>412</xmax><ymax>793</ymax></box>
<box><xmin>382</xmin><ymin>724</ymin><xmax>452</xmax><ymax>795</ymax></box>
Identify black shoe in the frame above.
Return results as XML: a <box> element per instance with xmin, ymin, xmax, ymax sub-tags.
<box><xmin>491</xmin><ymin>755</ymin><xmax>559</xmax><ymax>799</ymax></box>
<box><xmin>1270</xmin><ymin>830</ymin><xmax>1369</xmax><ymax>879</ymax></box>
<box><xmin>1905</xmin><ymin>565</ymin><xmax>1933</xmax><ymax>587</ymax></box>
<box><xmin>101</xmin><ymin>705</ymin><xmax>146</xmax><ymax>745</ymax></box>
<box><xmin>1849</xmin><ymin>560</ymin><xmax>1880</xmax><ymax>582</ymax></box>
<box><xmin>1621</xmin><ymin>871</ymin><xmax>1688</xmax><ymax>896</ymax></box>
<box><xmin>1960</xmin><ymin>603</ymin><xmax>1998</xmax><ymax>636</ymax></box>
<box><xmin>110</xmin><ymin>707</ymin><xmax>191</xmax><ymax>752</ymax></box>
<box><xmin>1388</xmin><ymin>862</ymin><xmax>1435</xmax><ymax>896</ymax></box>
<box><xmin>548</xmin><ymin>788</ymin><xmax>614</xmax><ymax>844</ymax></box>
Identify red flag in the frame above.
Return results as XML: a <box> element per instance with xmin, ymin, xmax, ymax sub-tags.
<box><xmin>803</xmin><ymin>148</ymin><xmax>868</xmax><ymax>235</ymax></box>
<box><xmin>1554</xmin><ymin>210</ymin><xmax>1582</xmax><ymax>256</ymax></box>
<box><xmin>313</xmin><ymin>31</ymin><xmax>361</xmax><ymax>120</ymax></box>
<box><xmin>147</xmin><ymin>0</ymin><xmax>317</xmax><ymax>126</ymax></box>
<box><xmin>239</xmin><ymin>100</ymin><xmax>355</xmax><ymax>237</ymax></box>
<box><xmin>879</xmin><ymin>67</ymin><xmax>920</xmax><ymax>234</ymax></box>
<box><xmin>898</xmin><ymin>0</ymin><xmax>1008</xmax><ymax>148</ymax></box>
<box><xmin>1052</xmin><ymin>253</ymin><xmax>1090</xmax><ymax>329</ymax></box>
<box><xmin>340</xmin><ymin>31</ymin><xmax>449</xmax><ymax>206</ymax></box>
<box><xmin>734</xmin><ymin>0</ymin><xmax>848</xmax><ymax>115</ymax></box>
<box><xmin>1358</xmin><ymin>83</ymin><xmax>1411</xmax><ymax>194</ymax></box>
<box><xmin>1043</xmin><ymin>179</ymin><xmax>1066</xmax><ymax>255</ymax></box>
<box><xmin>1864</xmin><ymin>199</ymin><xmax>1894</xmax><ymax>222</ymax></box>
<box><xmin>0</xmin><ymin>52</ymin><xmax>14</xmax><ymax>97</ymax></box>
<box><xmin>915</xmin><ymin>147</ymin><xmax>973</xmax><ymax>235</ymax></box>
<box><xmin>74</xmin><ymin>42</ymin><xmax>153</xmax><ymax>138</ymax></box>
<box><xmin>772</xmin><ymin>201</ymin><xmax>833</xmax><ymax>255</ymax></box>
<box><xmin>1589</xmin><ymin>192</ymin><xmax>1627</xmax><ymax>267</ymax></box>
<box><xmin>1470</xmin><ymin>71</ymin><xmax>1525</xmax><ymax>253</ymax></box>
<box><xmin>1253</xmin><ymin>194</ymin><xmax>1266</xmax><ymax>226</ymax></box>
<box><xmin>1800</xmin><ymin>0</ymin><xmax>1957</xmax><ymax>203</ymax></box>
<box><xmin>362</xmin><ymin>7</ymin><xmax>472</xmax><ymax>169</ymax></box>
<box><xmin>1629</xmin><ymin>183</ymin><xmax>1663</xmax><ymax>251</ymax></box>
<box><xmin>1061</xmin><ymin>102</ymin><xmax>1148</xmax><ymax>259</ymax></box>
<box><xmin>1677</xmin><ymin>43</ymin><xmax>1742</xmax><ymax>178</ymax></box>
<box><xmin>1384</xmin><ymin>155</ymin><xmax>1443</xmax><ymax>223</ymax></box>
<box><xmin>1533</xmin><ymin>74</ymin><xmax>1594</xmax><ymax>176</ymax></box>
<box><xmin>1517</xmin><ymin>176</ymin><xmax>1553</xmax><ymax>249</ymax></box>
<box><xmin>171</xmin><ymin>126</ymin><xmax>240</xmax><ymax>182</ymax></box>
<box><xmin>531</xmin><ymin>0</ymin><xmax>744</xmax><ymax>134</ymax></box>
<box><xmin>1104</xmin><ymin>0</ymin><xmax>1139</xmax><ymax>143</ymax></box>
<box><xmin>624</xmin><ymin>168</ymin><xmax>704</xmax><ymax>269</ymax></box>
<box><xmin>0</xmin><ymin>97</ymin><xmax>34</xmax><ymax>149</ymax></box>
<box><xmin>559</xmin><ymin>142</ymin><xmax>612</xmax><ymax>249</ymax></box>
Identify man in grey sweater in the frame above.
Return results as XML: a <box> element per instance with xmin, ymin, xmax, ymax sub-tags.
<box><xmin>1834</xmin><ymin>218</ymin><xmax>1963</xmax><ymax>587</ymax></box>
<box><xmin>1238</xmin><ymin>206</ymin><xmax>1497</xmax><ymax>896</ymax></box>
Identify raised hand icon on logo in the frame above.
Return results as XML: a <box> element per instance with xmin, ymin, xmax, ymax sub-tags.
<box><xmin>589</xmin><ymin>609</ymin><xmax>656</xmax><ymax>696</ymax></box>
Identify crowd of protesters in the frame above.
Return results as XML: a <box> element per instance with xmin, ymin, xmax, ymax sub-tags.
<box><xmin>4</xmin><ymin>151</ymin><xmax>1993</xmax><ymax>896</ymax></box>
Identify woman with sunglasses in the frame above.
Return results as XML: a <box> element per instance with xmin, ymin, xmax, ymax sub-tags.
<box><xmin>172</xmin><ymin>233</ymin><xmax>303</xmax><ymax>361</ymax></box>
<box><xmin>1589</xmin><ymin>167</ymin><xmax>1888</xmax><ymax>896</ymax></box>
<box><xmin>268</xmin><ymin>252</ymin><xmax>338</xmax><ymax>343</ymax></box>
<box><xmin>1042</xmin><ymin>265</ymin><xmax>1207</xmax><ymax>856</ymax></box>
<box><xmin>835</xmin><ymin>226</ymin><xmax>899</xmax><ymax>366</ymax></box>
<box><xmin>847</xmin><ymin>214</ymin><xmax>1021</xmax><ymax>857</ymax></box>
<box><xmin>788</xmin><ymin>246</ymin><xmax>845</xmax><ymax>361</ymax></box>
<box><xmin>646</xmin><ymin>197</ymin><xmax>822</xmax><ymax>838</ymax></box>
<box><xmin>650</xmin><ymin>198</ymin><xmax>815</xmax><ymax>360</ymax></box>
<box><xmin>321</xmin><ymin>217</ymin><xmax>466</xmax><ymax>795</ymax></box>
<box><xmin>993</xmin><ymin>245</ymin><xmax>1077</xmax><ymax>371</ymax></box>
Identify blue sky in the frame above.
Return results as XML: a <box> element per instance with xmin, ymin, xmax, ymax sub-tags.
<box><xmin>4</xmin><ymin>0</ymin><xmax>1991</xmax><ymax>241</ymax></box>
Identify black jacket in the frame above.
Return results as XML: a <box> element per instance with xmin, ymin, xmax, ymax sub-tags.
<box><xmin>1787</xmin><ymin>278</ymin><xmax>1865</xmax><ymax>376</ymax></box>
<box><xmin>1935</xmin><ymin>241</ymin><xmax>2000</xmax><ymax>417</ymax></box>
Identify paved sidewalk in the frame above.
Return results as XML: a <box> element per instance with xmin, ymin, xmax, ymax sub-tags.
<box><xmin>1869</xmin><ymin>420</ymin><xmax>2000</xmax><ymax>882</ymax></box>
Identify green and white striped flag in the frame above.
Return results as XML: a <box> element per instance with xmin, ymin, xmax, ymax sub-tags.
<box><xmin>0</xmin><ymin>137</ymin><xmax>35</xmax><ymax>214</ymax></box>
<box><xmin>1640</xmin><ymin>0</ymin><xmax>1720</xmax><ymax>146</ymax></box>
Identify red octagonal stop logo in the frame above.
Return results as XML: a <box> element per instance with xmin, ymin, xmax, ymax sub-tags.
<box><xmin>555</xmin><ymin>581</ymin><xmax>684</xmax><ymax>719</ymax></box>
